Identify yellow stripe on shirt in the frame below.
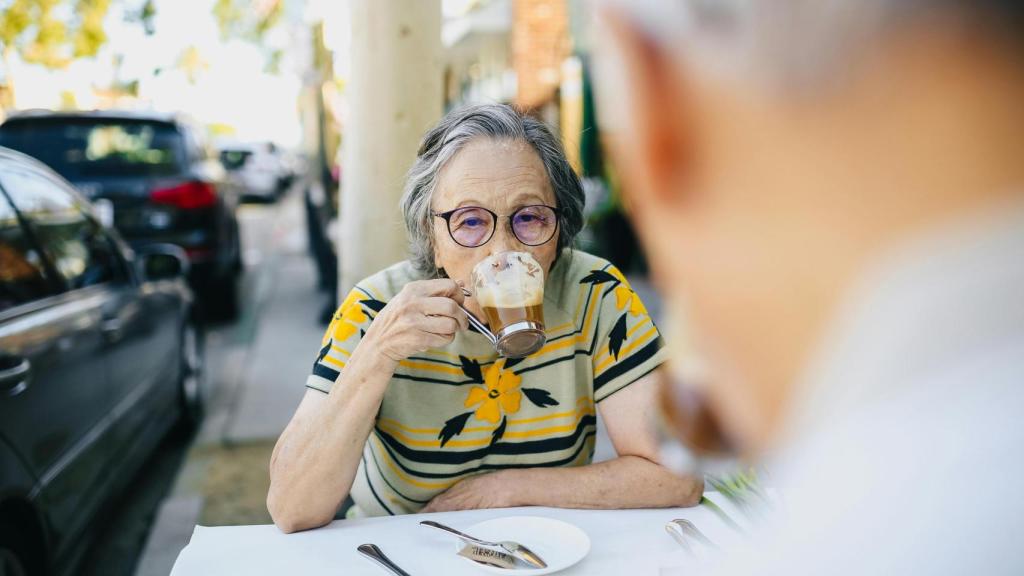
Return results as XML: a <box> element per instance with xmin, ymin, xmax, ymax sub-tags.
<box><xmin>594</xmin><ymin>325</ymin><xmax>660</xmax><ymax>374</ymax></box>
<box><xmin>322</xmin><ymin>355</ymin><xmax>347</xmax><ymax>369</ymax></box>
<box><xmin>503</xmin><ymin>409</ymin><xmax>595</xmax><ymax>439</ymax></box>
<box><xmin>371</xmin><ymin>435</ymin><xmax>461</xmax><ymax>490</ymax></box>
<box><xmin>593</xmin><ymin>317</ymin><xmax>653</xmax><ymax>365</ymax></box>
<box><xmin>378</xmin><ymin>396</ymin><xmax>593</xmax><ymax>436</ymax></box>
<box><xmin>397</xmin><ymin>360</ymin><xmax>467</xmax><ymax>377</ymax></box>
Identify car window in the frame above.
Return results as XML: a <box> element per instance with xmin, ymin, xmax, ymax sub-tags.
<box><xmin>220</xmin><ymin>149</ymin><xmax>252</xmax><ymax>170</ymax></box>
<box><xmin>0</xmin><ymin>119</ymin><xmax>185</xmax><ymax>179</ymax></box>
<box><xmin>0</xmin><ymin>168</ymin><xmax>126</xmax><ymax>291</ymax></box>
<box><xmin>0</xmin><ymin>188</ymin><xmax>57</xmax><ymax>312</ymax></box>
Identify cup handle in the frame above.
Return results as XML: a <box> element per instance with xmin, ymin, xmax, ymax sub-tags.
<box><xmin>456</xmin><ymin>302</ymin><xmax>497</xmax><ymax>344</ymax></box>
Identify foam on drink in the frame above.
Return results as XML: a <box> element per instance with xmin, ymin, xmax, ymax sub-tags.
<box><xmin>472</xmin><ymin>252</ymin><xmax>546</xmax><ymax>346</ymax></box>
<box><xmin>472</xmin><ymin>252</ymin><xmax>544</xmax><ymax>309</ymax></box>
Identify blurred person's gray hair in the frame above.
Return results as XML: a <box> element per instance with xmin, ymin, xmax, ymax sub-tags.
<box><xmin>594</xmin><ymin>0</ymin><xmax>1024</xmax><ymax>89</ymax></box>
<box><xmin>400</xmin><ymin>103</ymin><xmax>585</xmax><ymax>278</ymax></box>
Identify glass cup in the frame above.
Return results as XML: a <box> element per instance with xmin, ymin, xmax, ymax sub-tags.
<box><xmin>470</xmin><ymin>251</ymin><xmax>546</xmax><ymax>358</ymax></box>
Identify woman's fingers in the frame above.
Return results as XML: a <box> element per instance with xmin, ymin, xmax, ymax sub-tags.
<box><xmin>367</xmin><ymin>279</ymin><xmax>472</xmax><ymax>360</ymax></box>
<box><xmin>421</xmin><ymin>314</ymin><xmax>459</xmax><ymax>336</ymax></box>
<box><xmin>409</xmin><ymin>278</ymin><xmax>465</xmax><ymax>304</ymax></box>
<box><xmin>420</xmin><ymin>297</ymin><xmax>470</xmax><ymax>331</ymax></box>
<box><xmin>424</xmin><ymin>330</ymin><xmax>456</xmax><ymax>348</ymax></box>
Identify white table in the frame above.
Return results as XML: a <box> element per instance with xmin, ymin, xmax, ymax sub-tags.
<box><xmin>170</xmin><ymin>493</ymin><xmax>747</xmax><ymax>575</ymax></box>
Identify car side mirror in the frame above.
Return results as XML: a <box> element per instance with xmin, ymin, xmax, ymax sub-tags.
<box><xmin>137</xmin><ymin>245</ymin><xmax>190</xmax><ymax>281</ymax></box>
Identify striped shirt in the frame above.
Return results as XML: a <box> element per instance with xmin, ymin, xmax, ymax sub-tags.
<box><xmin>306</xmin><ymin>249</ymin><xmax>666</xmax><ymax>516</ymax></box>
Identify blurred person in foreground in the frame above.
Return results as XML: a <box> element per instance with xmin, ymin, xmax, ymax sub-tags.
<box><xmin>594</xmin><ymin>0</ymin><xmax>1023</xmax><ymax>573</ymax></box>
<box><xmin>267</xmin><ymin>104</ymin><xmax>701</xmax><ymax>532</ymax></box>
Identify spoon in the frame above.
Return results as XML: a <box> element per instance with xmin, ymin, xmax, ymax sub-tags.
<box><xmin>357</xmin><ymin>543</ymin><xmax>413</xmax><ymax>576</ymax></box>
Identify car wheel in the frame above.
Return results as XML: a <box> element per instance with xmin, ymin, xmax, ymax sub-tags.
<box><xmin>198</xmin><ymin>268</ymin><xmax>240</xmax><ymax>324</ymax></box>
<box><xmin>173</xmin><ymin>320</ymin><xmax>205</xmax><ymax>437</ymax></box>
<box><xmin>232</xmin><ymin>221</ymin><xmax>244</xmax><ymax>275</ymax></box>
<box><xmin>214</xmin><ymin>271</ymin><xmax>240</xmax><ymax>321</ymax></box>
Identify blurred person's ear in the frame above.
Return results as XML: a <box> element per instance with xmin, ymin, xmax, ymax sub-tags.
<box><xmin>596</xmin><ymin>10</ymin><xmax>694</xmax><ymax>216</ymax></box>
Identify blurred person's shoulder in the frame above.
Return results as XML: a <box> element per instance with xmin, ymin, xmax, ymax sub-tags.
<box><xmin>714</xmin><ymin>201</ymin><xmax>1024</xmax><ymax>576</ymax></box>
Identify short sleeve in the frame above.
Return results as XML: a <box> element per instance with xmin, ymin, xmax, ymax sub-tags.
<box><xmin>306</xmin><ymin>286</ymin><xmax>382</xmax><ymax>393</ymax></box>
<box><xmin>587</xmin><ymin>265</ymin><xmax>667</xmax><ymax>402</ymax></box>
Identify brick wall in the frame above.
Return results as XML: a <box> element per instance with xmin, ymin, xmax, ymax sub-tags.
<box><xmin>512</xmin><ymin>0</ymin><xmax>570</xmax><ymax>110</ymax></box>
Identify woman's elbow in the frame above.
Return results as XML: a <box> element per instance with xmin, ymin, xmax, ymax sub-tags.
<box><xmin>679</xmin><ymin>474</ymin><xmax>704</xmax><ymax>507</ymax></box>
<box><xmin>271</xmin><ymin>512</ymin><xmax>305</xmax><ymax>534</ymax></box>
<box><xmin>269</xmin><ymin>505</ymin><xmax>331</xmax><ymax>534</ymax></box>
<box><xmin>267</xmin><ymin>486</ymin><xmax>332</xmax><ymax>534</ymax></box>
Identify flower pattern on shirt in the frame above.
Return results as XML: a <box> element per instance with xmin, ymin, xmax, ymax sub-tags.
<box><xmin>438</xmin><ymin>356</ymin><xmax>559</xmax><ymax>448</ymax></box>
<box><xmin>580</xmin><ymin>265</ymin><xmax>649</xmax><ymax>361</ymax></box>
<box><xmin>322</xmin><ymin>290</ymin><xmax>364</xmax><ymax>344</ymax></box>
<box><xmin>464</xmin><ymin>361</ymin><xmax>523</xmax><ymax>423</ymax></box>
<box><xmin>608</xmin><ymin>266</ymin><xmax>648</xmax><ymax>317</ymax></box>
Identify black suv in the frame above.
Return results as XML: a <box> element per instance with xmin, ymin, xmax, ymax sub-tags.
<box><xmin>0</xmin><ymin>110</ymin><xmax>243</xmax><ymax>320</ymax></box>
<box><xmin>0</xmin><ymin>146</ymin><xmax>203</xmax><ymax>575</ymax></box>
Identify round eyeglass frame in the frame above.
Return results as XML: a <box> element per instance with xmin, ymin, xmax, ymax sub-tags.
<box><xmin>431</xmin><ymin>204</ymin><xmax>560</xmax><ymax>248</ymax></box>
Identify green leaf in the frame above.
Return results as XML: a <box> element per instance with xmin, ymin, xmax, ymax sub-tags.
<box><xmin>706</xmin><ymin>468</ymin><xmax>766</xmax><ymax>515</ymax></box>
<box><xmin>700</xmin><ymin>495</ymin><xmax>744</xmax><ymax>533</ymax></box>
<box><xmin>439</xmin><ymin>412</ymin><xmax>473</xmax><ymax>447</ymax></box>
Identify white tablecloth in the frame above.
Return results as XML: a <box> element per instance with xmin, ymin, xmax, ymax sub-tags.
<box><xmin>170</xmin><ymin>494</ymin><xmax>746</xmax><ymax>575</ymax></box>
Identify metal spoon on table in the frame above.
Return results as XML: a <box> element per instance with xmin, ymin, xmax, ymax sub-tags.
<box><xmin>665</xmin><ymin>518</ymin><xmax>718</xmax><ymax>556</ymax></box>
<box><xmin>358</xmin><ymin>544</ymin><xmax>413</xmax><ymax>576</ymax></box>
<box><xmin>670</xmin><ymin>518</ymin><xmax>717</xmax><ymax>548</ymax></box>
<box><xmin>420</xmin><ymin>520</ymin><xmax>548</xmax><ymax>568</ymax></box>
<box><xmin>665</xmin><ymin>522</ymin><xmax>696</xmax><ymax>555</ymax></box>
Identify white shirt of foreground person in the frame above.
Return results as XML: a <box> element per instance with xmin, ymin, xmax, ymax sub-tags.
<box><xmin>710</xmin><ymin>201</ymin><xmax>1024</xmax><ymax>575</ymax></box>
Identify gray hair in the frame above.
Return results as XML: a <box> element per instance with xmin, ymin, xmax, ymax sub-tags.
<box><xmin>596</xmin><ymin>0</ymin><xmax>1023</xmax><ymax>89</ymax></box>
<box><xmin>400</xmin><ymin>104</ymin><xmax>585</xmax><ymax>278</ymax></box>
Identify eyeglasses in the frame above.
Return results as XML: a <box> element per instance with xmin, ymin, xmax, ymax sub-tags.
<box><xmin>432</xmin><ymin>205</ymin><xmax>560</xmax><ymax>248</ymax></box>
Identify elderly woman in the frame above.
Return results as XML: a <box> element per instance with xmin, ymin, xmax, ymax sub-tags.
<box><xmin>268</xmin><ymin>104</ymin><xmax>702</xmax><ymax>532</ymax></box>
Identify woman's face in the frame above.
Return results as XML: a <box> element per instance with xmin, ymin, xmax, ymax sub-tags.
<box><xmin>432</xmin><ymin>137</ymin><xmax>559</xmax><ymax>317</ymax></box>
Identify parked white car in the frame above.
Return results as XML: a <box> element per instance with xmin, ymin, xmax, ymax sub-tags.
<box><xmin>218</xmin><ymin>141</ymin><xmax>287</xmax><ymax>203</ymax></box>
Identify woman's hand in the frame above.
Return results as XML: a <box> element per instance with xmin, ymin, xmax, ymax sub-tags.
<box><xmin>363</xmin><ymin>279</ymin><xmax>469</xmax><ymax>363</ymax></box>
<box><xmin>422</xmin><ymin>471</ymin><xmax>516</xmax><ymax>513</ymax></box>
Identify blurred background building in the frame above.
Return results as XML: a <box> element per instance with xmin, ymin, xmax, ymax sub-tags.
<box><xmin>440</xmin><ymin>0</ymin><xmax>643</xmax><ymax>280</ymax></box>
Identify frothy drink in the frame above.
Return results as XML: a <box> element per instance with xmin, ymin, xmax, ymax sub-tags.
<box><xmin>472</xmin><ymin>252</ymin><xmax>546</xmax><ymax>357</ymax></box>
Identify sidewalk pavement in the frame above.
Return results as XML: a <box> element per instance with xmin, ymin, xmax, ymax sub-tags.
<box><xmin>134</xmin><ymin>191</ymin><xmax>327</xmax><ymax>576</ymax></box>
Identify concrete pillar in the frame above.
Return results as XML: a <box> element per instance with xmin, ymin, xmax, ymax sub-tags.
<box><xmin>339</xmin><ymin>0</ymin><xmax>443</xmax><ymax>294</ymax></box>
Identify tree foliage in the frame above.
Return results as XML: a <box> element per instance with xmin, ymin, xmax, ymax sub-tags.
<box><xmin>212</xmin><ymin>0</ymin><xmax>285</xmax><ymax>73</ymax></box>
<box><xmin>0</xmin><ymin>0</ymin><xmax>156</xmax><ymax>67</ymax></box>
<box><xmin>1</xmin><ymin>0</ymin><xmax>114</xmax><ymax>68</ymax></box>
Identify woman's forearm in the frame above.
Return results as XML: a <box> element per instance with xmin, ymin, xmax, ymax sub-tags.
<box><xmin>267</xmin><ymin>340</ymin><xmax>396</xmax><ymax>532</ymax></box>
<box><xmin>507</xmin><ymin>456</ymin><xmax>703</xmax><ymax>510</ymax></box>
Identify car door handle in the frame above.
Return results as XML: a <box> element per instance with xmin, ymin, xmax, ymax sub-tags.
<box><xmin>0</xmin><ymin>357</ymin><xmax>31</xmax><ymax>396</ymax></box>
